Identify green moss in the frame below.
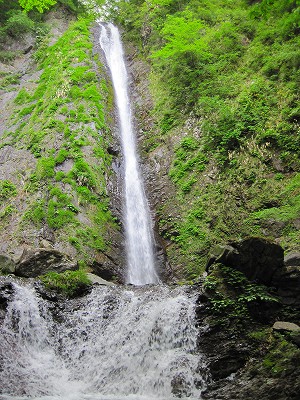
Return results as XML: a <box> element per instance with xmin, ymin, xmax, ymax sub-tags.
<box><xmin>0</xmin><ymin>180</ymin><xmax>17</xmax><ymax>204</ymax></box>
<box><xmin>36</xmin><ymin>157</ymin><xmax>56</xmax><ymax>180</ymax></box>
<box><xmin>262</xmin><ymin>337</ymin><xmax>300</xmax><ymax>376</ymax></box>
<box><xmin>14</xmin><ymin>88</ymin><xmax>31</xmax><ymax>105</ymax></box>
<box><xmin>40</xmin><ymin>269</ymin><xmax>92</xmax><ymax>298</ymax></box>
<box><xmin>55</xmin><ymin>148</ymin><xmax>69</xmax><ymax>164</ymax></box>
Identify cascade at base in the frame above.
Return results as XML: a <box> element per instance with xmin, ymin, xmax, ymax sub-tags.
<box><xmin>0</xmin><ymin>279</ymin><xmax>208</xmax><ymax>399</ymax></box>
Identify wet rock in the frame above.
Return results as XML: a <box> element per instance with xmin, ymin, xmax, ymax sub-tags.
<box><xmin>290</xmin><ymin>332</ymin><xmax>300</xmax><ymax>347</ymax></box>
<box><xmin>15</xmin><ymin>248</ymin><xmax>77</xmax><ymax>278</ymax></box>
<box><xmin>0</xmin><ymin>254</ymin><xmax>16</xmax><ymax>274</ymax></box>
<box><xmin>107</xmin><ymin>145</ymin><xmax>119</xmax><ymax>156</ymax></box>
<box><xmin>0</xmin><ymin>282</ymin><xmax>14</xmax><ymax>310</ymax></box>
<box><xmin>208</xmin><ymin>347</ymin><xmax>249</xmax><ymax>380</ymax></box>
<box><xmin>171</xmin><ymin>373</ymin><xmax>191</xmax><ymax>397</ymax></box>
<box><xmin>247</xmin><ymin>298</ymin><xmax>281</xmax><ymax>323</ymax></box>
<box><xmin>284</xmin><ymin>252</ymin><xmax>300</xmax><ymax>267</ymax></box>
<box><xmin>272</xmin><ymin>264</ymin><xmax>300</xmax><ymax>305</ymax></box>
<box><xmin>91</xmin><ymin>258</ymin><xmax>121</xmax><ymax>283</ymax></box>
<box><xmin>273</xmin><ymin>321</ymin><xmax>300</xmax><ymax>332</ymax></box>
<box><xmin>206</xmin><ymin>237</ymin><xmax>284</xmax><ymax>285</ymax></box>
<box><xmin>86</xmin><ymin>273</ymin><xmax>115</xmax><ymax>286</ymax></box>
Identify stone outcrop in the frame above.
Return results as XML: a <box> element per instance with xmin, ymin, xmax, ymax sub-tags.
<box><xmin>273</xmin><ymin>321</ymin><xmax>300</xmax><ymax>332</ymax></box>
<box><xmin>0</xmin><ymin>254</ymin><xmax>16</xmax><ymax>274</ymax></box>
<box><xmin>86</xmin><ymin>273</ymin><xmax>115</xmax><ymax>286</ymax></box>
<box><xmin>206</xmin><ymin>237</ymin><xmax>284</xmax><ymax>285</ymax></box>
<box><xmin>15</xmin><ymin>248</ymin><xmax>77</xmax><ymax>278</ymax></box>
<box><xmin>206</xmin><ymin>237</ymin><xmax>300</xmax><ymax>305</ymax></box>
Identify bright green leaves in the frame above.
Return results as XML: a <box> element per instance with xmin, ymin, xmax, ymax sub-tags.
<box><xmin>152</xmin><ymin>12</ymin><xmax>210</xmax><ymax>61</ymax></box>
<box><xmin>19</xmin><ymin>0</ymin><xmax>57</xmax><ymax>13</ymax></box>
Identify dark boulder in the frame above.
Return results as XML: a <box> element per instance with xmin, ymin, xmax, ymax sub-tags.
<box><xmin>206</xmin><ymin>237</ymin><xmax>284</xmax><ymax>285</ymax></box>
<box><xmin>208</xmin><ymin>347</ymin><xmax>249</xmax><ymax>380</ymax></box>
<box><xmin>0</xmin><ymin>254</ymin><xmax>16</xmax><ymax>274</ymax></box>
<box><xmin>91</xmin><ymin>260</ymin><xmax>117</xmax><ymax>282</ymax></box>
<box><xmin>15</xmin><ymin>248</ymin><xmax>77</xmax><ymax>278</ymax></box>
<box><xmin>272</xmin><ymin>265</ymin><xmax>300</xmax><ymax>305</ymax></box>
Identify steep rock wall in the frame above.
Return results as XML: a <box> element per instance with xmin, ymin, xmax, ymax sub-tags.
<box><xmin>0</xmin><ymin>12</ymin><xmax>125</xmax><ymax>281</ymax></box>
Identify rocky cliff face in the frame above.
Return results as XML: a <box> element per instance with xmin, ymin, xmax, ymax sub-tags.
<box><xmin>0</xmin><ymin>11</ymin><xmax>125</xmax><ymax>281</ymax></box>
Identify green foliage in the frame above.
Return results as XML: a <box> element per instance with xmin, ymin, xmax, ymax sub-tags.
<box><xmin>5</xmin><ymin>11</ymin><xmax>35</xmax><ymax>37</ymax></box>
<box><xmin>118</xmin><ymin>0</ymin><xmax>300</xmax><ymax>278</ymax></box>
<box><xmin>36</xmin><ymin>157</ymin><xmax>55</xmax><ymax>180</ymax></box>
<box><xmin>204</xmin><ymin>264</ymin><xmax>279</xmax><ymax>320</ymax></box>
<box><xmin>0</xmin><ymin>205</ymin><xmax>16</xmax><ymax>220</ymax></box>
<box><xmin>46</xmin><ymin>186</ymin><xmax>78</xmax><ymax>228</ymax></box>
<box><xmin>19</xmin><ymin>0</ymin><xmax>57</xmax><ymax>13</ymax></box>
<box><xmin>0</xmin><ymin>50</ymin><xmax>20</xmax><ymax>63</ymax></box>
<box><xmin>55</xmin><ymin>148</ymin><xmax>69</xmax><ymax>164</ymax></box>
<box><xmin>0</xmin><ymin>73</ymin><xmax>20</xmax><ymax>89</ymax></box>
<box><xmin>14</xmin><ymin>88</ymin><xmax>32</xmax><ymax>105</ymax></box>
<box><xmin>40</xmin><ymin>269</ymin><xmax>91</xmax><ymax>297</ymax></box>
<box><xmin>0</xmin><ymin>180</ymin><xmax>17</xmax><ymax>204</ymax></box>
<box><xmin>70</xmin><ymin>158</ymin><xmax>97</xmax><ymax>188</ymax></box>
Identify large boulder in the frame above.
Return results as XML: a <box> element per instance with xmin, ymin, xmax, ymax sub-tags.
<box><xmin>206</xmin><ymin>237</ymin><xmax>284</xmax><ymax>285</ymax></box>
<box><xmin>0</xmin><ymin>254</ymin><xmax>16</xmax><ymax>274</ymax></box>
<box><xmin>15</xmin><ymin>248</ymin><xmax>77</xmax><ymax>278</ymax></box>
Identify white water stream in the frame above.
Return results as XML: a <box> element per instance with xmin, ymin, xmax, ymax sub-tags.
<box><xmin>0</xmin><ymin>280</ymin><xmax>207</xmax><ymax>400</ymax></box>
<box><xmin>99</xmin><ymin>23</ymin><xmax>159</xmax><ymax>285</ymax></box>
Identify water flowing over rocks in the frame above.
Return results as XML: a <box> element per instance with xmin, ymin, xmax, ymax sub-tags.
<box><xmin>0</xmin><ymin>279</ymin><xmax>208</xmax><ymax>399</ymax></box>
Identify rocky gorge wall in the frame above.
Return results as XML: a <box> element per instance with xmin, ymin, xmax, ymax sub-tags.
<box><xmin>0</xmin><ymin>10</ymin><xmax>126</xmax><ymax>282</ymax></box>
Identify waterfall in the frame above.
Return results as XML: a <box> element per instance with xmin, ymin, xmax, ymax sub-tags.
<box><xmin>99</xmin><ymin>23</ymin><xmax>159</xmax><ymax>285</ymax></box>
<box><xmin>0</xmin><ymin>279</ymin><xmax>208</xmax><ymax>399</ymax></box>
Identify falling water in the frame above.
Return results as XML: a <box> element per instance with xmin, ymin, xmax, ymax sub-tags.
<box><xmin>0</xmin><ymin>279</ymin><xmax>208</xmax><ymax>400</ymax></box>
<box><xmin>99</xmin><ymin>23</ymin><xmax>159</xmax><ymax>285</ymax></box>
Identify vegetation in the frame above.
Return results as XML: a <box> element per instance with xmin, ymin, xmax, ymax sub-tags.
<box><xmin>203</xmin><ymin>264</ymin><xmax>279</xmax><ymax>322</ymax></box>
<box><xmin>40</xmin><ymin>269</ymin><xmax>92</xmax><ymax>297</ymax></box>
<box><xmin>115</xmin><ymin>0</ymin><xmax>300</xmax><ymax>278</ymax></box>
<box><xmin>0</xmin><ymin>10</ymin><xmax>118</xmax><ymax>264</ymax></box>
<box><xmin>0</xmin><ymin>0</ymin><xmax>103</xmax><ymax>62</ymax></box>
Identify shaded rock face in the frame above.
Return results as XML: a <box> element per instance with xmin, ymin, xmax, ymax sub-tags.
<box><xmin>0</xmin><ymin>281</ymin><xmax>15</xmax><ymax>323</ymax></box>
<box><xmin>91</xmin><ymin>259</ymin><xmax>120</xmax><ymax>283</ymax></box>
<box><xmin>207</xmin><ymin>238</ymin><xmax>300</xmax><ymax>306</ymax></box>
<box><xmin>206</xmin><ymin>237</ymin><xmax>284</xmax><ymax>285</ymax></box>
<box><xmin>15</xmin><ymin>248</ymin><xmax>77</xmax><ymax>278</ymax></box>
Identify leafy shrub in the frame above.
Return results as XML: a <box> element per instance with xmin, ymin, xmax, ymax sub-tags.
<box><xmin>204</xmin><ymin>264</ymin><xmax>279</xmax><ymax>320</ymax></box>
<box><xmin>5</xmin><ymin>11</ymin><xmax>34</xmax><ymax>38</ymax></box>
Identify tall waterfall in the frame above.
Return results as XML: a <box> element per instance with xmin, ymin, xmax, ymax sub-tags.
<box><xmin>99</xmin><ymin>23</ymin><xmax>159</xmax><ymax>285</ymax></box>
<box><xmin>0</xmin><ymin>279</ymin><xmax>207</xmax><ymax>399</ymax></box>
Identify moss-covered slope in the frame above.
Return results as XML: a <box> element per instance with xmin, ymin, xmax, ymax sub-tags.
<box><xmin>115</xmin><ymin>0</ymin><xmax>300</xmax><ymax>279</ymax></box>
<box><xmin>0</xmin><ymin>14</ymin><xmax>121</xmax><ymax>272</ymax></box>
